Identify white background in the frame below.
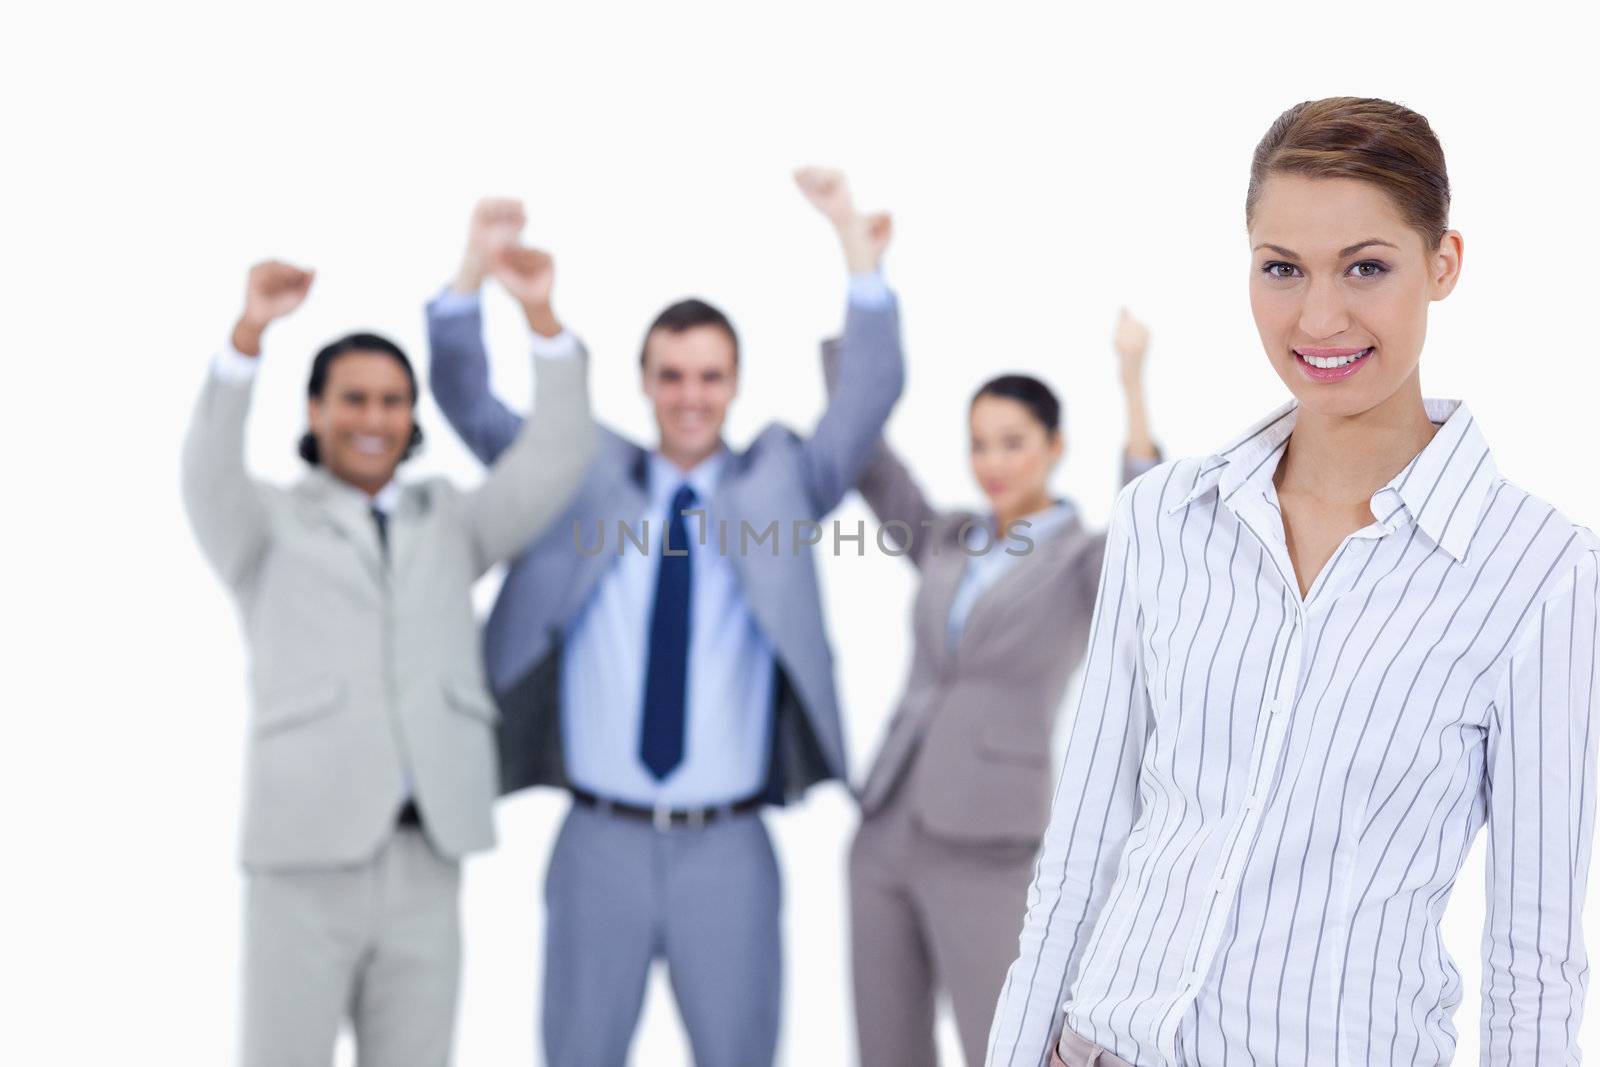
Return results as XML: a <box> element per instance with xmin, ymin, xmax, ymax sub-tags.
<box><xmin>5</xmin><ymin>2</ymin><xmax>1599</xmax><ymax>1063</ymax></box>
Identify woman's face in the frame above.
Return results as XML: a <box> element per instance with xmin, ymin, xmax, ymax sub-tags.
<box><xmin>1248</xmin><ymin>173</ymin><xmax>1463</xmax><ymax>420</ymax></box>
<box><xmin>969</xmin><ymin>394</ymin><xmax>1063</xmax><ymax>518</ymax></box>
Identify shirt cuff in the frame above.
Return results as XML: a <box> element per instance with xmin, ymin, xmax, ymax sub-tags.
<box><xmin>847</xmin><ymin>271</ymin><xmax>894</xmax><ymax>309</ymax></box>
<box><xmin>1125</xmin><ymin>451</ymin><xmax>1162</xmax><ymax>477</ymax></box>
<box><xmin>529</xmin><ymin>329</ymin><xmax>580</xmax><ymax>360</ymax></box>
<box><xmin>430</xmin><ymin>286</ymin><xmax>482</xmax><ymax>318</ymax></box>
<box><xmin>211</xmin><ymin>342</ymin><xmax>260</xmax><ymax>383</ymax></box>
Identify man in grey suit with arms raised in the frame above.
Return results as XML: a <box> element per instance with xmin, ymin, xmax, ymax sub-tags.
<box><xmin>183</xmin><ymin>255</ymin><xmax>595</xmax><ymax>1066</ymax></box>
<box><xmin>428</xmin><ymin>171</ymin><xmax>904</xmax><ymax>1066</ymax></box>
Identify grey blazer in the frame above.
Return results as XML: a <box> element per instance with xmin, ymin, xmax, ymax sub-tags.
<box><xmin>182</xmin><ymin>349</ymin><xmax>594</xmax><ymax>870</ymax></box>
<box><xmin>822</xmin><ymin>341</ymin><xmax>1146</xmax><ymax>843</ymax></box>
<box><xmin>427</xmin><ymin>297</ymin><xmax>904</xmax><ymax>802</ymax></box>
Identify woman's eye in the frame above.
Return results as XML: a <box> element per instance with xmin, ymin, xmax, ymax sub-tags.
<box><xmin>1347</xmin><ymin>260</ymin><xmax>1388</xmax><ymax>278</ymax></box>
<box><xmin>1261</xmin><ymin>261</ymin><xmax>1300</xmax><ymax>279</ymax></box>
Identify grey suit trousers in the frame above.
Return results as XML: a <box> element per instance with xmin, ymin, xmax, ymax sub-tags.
<box><xmin>542</xmin><ymin>802</ymin><xmax>781</xmax><ymax>1067</ymax></box>
<box><xmin>240</xmin><ymin>828</ymin><xmax>460</xmax><ymax>1067</ymax></box>
<box><xmin>849</xmin><ymin>783</ymin><xmax>1037</xmax><ymax>1067</ymax></box>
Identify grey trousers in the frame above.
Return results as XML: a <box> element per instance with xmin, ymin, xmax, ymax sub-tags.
<box><xmin>239</xmin><ymin>827</ymin><xmax>461</xmax><ymax>1067</ymax></box>
<box><xmin>541</xmin><ymin>801</ymin><xmax>782</xmax><ymax>1067</ymax></box>
<box><xmin>849</xmin><ymin>787</ymin><xmax>1037</xmax><ymax>1067</ymax></box>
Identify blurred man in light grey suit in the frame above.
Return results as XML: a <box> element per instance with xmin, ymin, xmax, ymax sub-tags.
<box><xmin>182</xmin><ymin>256</ymin><xmax>595</xmax><ymax>1067</ymax></box>
<box><xmin>427</xmin><ymin>173</ymin><xmax>903</xmax><ymax>1066</ymax></box>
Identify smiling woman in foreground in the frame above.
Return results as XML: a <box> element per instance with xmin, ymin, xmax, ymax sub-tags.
<box><xmin>985</xmin><ymin>96</ymin><xmax>1600</xmax><ymax>1067</ymax></box>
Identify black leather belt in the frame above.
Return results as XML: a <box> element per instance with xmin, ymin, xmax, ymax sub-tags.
<box><xmin>569</xmin><ymin>786</ymin><xmax>765</xmax><ymax>830</ymax></box>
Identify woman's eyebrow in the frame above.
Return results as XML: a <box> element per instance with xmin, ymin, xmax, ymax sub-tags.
<box><xmin>1252</xmin><ymin>239</ymin><xmax>1401</xmax><ymax>258</ymax></box>
<box><xmin>1339</xmin><ymin>238</ymin><xmax>1400</xmax><ymax>256</ymax></box>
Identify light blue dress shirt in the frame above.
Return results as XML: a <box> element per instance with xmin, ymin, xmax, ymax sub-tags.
<box><xmin>945</xmin><ymin>500</ymin><xmax>1078</xmax><ymax>650</ymax></box>
<box><xmin>557</xmin><ymin>271</ymin><xmax>894</xmax><ymax>807</ymax></box>
<box><xmin>562</xmin><ymin>447</ymin><xmax>781</xmax><ymax>807</ymax></box>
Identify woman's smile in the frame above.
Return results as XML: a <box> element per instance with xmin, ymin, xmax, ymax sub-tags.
<box><xmin>1292</xmin><ymin>344</ymin><xmax>1374</xmax><ymax>382</ymax></box>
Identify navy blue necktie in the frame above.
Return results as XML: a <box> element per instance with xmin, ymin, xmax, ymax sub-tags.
<box><xmin>640</xmin><ymin>483</ymin><xmax>697</xmax><ymax>779</ymax></box>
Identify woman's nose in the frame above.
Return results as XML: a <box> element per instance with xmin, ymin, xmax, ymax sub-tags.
<box><xmin>1297</xmin><ymin>277</ymin><xmax>1352</xmax><ymax>340</ymax></box>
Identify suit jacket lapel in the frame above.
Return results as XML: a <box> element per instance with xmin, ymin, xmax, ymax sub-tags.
<box><xmin>387</xmin><ymin>484</ymin><xmax>435</xmax><ymax>577</ymax></box>
<box><xmin>917</xmin><ymin>518</ymin><xmax>972</xmax><ymax>676</ymax></box>
<box><xmin>708</xmin><ymin>449</ymin><xmax>787</xmax><ymax>645</ymax></box>
<box><xmin>696</xmin><ymin>446</ymin><xmax>784</xmax><ymax>662</ymax></box>
<box><xmin>706</xmin><ymin>465</ymin><xmax>740</xmax><ymax>563</ymax></box>
<box><xmin>559</xmin><ymin>440</ymin><xmax>650</xmax><ymax>624</ymax></box>
<box><xmin>957</xmin><ymin>513</ymin><xmax>1085</xmax><ymax>654</ymax></box>
<box><xmin>297</xmin><ymin>468</ymin><xmax>386</xmax><ymax>586</ymax></box>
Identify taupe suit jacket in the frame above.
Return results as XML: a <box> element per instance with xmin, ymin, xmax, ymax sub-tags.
<box><xmin>182</xmin><ymin>349</ymin><xmax>594</xmax><ymax>870</ymax></box>
<box><xmin>853</xmin><ymin>443</ymin><xmax>1125</xmax><ymax>844</ymax></box>
<box><xmin>820</xmin><ymin>339</ymin><xmax>1145</xmax><ymax>843</ymax></box>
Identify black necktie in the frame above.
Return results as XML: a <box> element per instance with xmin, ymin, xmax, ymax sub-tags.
<box><xmin>370</xmin><ymin>505</ymin><xmax>389</xmax><ymax>562</ymax></box>
<box><xmin>640</xmin><ymin>483</ymin><xmax>696</xmax><ymax>779</ymax></box>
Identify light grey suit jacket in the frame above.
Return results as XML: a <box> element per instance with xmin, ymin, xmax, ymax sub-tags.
<box><xmin>182</xmin><ymin>348</ymin><xmax>595</xmax><ymax>870</ymax></box>
<box><xmin>428</xmin><ymin>297</ymin><xmax>905</xmax><ymax>802</ymax></box>
<box><xmin>821</xmin><ymin>340</ymin><xmax>1147</xmax><ymax>842</ymax></box>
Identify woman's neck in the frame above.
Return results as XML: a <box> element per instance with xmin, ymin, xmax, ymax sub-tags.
<box><xmin>996</xmin><ymin>491</ymin><xmax>1055</xmax><ymax>536</ymax></box>
<box><xmin>1275</xmin><ymin>373</ymin><xmax>1437</xmax><ymax>507</ymax></box>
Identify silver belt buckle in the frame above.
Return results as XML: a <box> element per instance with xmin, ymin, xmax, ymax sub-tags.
<box><xmin>686</xmin><ymin>806</ymin><xmax>706</xmax><ymax>830</ymax></box>
<box><xmin>653</xmin><ymin>802</ymin><xmax>673</xmax><ymax>833</ymax></box>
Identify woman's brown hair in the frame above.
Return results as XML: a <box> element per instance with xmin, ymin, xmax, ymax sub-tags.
<box><xmin>1247</xmin><ymin>97</ymin><xmax>1451</xmax><ymax>247</ymax></box>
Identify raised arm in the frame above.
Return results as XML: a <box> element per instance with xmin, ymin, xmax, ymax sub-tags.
<box><xmin>986</xmin><ymin>482</ymin><xmax>1153</xmax><ymax>1067</ymax></box>
<box><xmin>459</xmin><ymin>243</ymin><xmax>598</xmax><ymax>574</ymax></box>
<box><xmin>1480</xmin><ymin>550</ymin><xmax>1600</xmax><ymax>1064</ymax></box>
<box><xmin>1113</xmin><ymin>308</ymin><xmax>1162</xmax><ymax>488</ymax></box>
<box><xmin>819</xmin><ymin>337</ymin><xmax>938</xmax><ymax>565</ymax></box>
<box><xmin>181</xmin><ymin>261</ymin><xmax>314</xmax><ymax>589</ymax></box>
<box><xmin>793</xmin><ymin>166</ymin><xmax>906</xmax><ymax>517</ymax></box>
<box><xmin>428</xmin><ymin>197</ymin><xmax>531</xmax><ymax>466</ymax></box>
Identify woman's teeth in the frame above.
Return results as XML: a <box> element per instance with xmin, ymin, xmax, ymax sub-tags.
<box><xmin>1300</xmin><ymin>348</ymin><xmax>1372</xmax><ymax>369</ymax></box>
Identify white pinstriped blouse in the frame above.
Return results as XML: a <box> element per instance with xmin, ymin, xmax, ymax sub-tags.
<box><xmin>986</xmin><ymin>398</ymin><xmax>1600</xmax><ymax>1066</ymax></box>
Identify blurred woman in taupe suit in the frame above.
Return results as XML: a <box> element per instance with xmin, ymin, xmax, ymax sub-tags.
<box><xmin>843</xmin><ymin>312</ymin><xmax>1160</xmax><ymax>1066</ymax></box>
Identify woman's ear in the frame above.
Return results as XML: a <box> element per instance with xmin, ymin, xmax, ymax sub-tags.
<box><xmin>1429</xmin><ymin>230</ymin><xmax>1465</xmax><ymax>301</ymax></box>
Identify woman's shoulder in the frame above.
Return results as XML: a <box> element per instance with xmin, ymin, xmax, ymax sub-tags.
<box><xmin>1107</xmin><ymin>455</ymin><xmax>1219</xmax><ymax>525</ymax></box>
<box><xmin>1473</xmin><ymin>474</ymin><xmax>1600</xmax><ymax>574</ymax></box>
<box><xmin>1457</xmin><ymin>476</ymin><xmax>1600</xmax><ymax>678</ymax></box>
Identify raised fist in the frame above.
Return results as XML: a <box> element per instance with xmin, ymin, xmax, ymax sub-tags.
<box><xmin>793</xmin><ymin>166</ymin><xmax>855</xmax><ymax>227</ymax></box>
<box><xmin>855</xmin><ymin>210</ymin><xmax>893</xmax><ymax>266</ymax></box>
<box><xmin>490</xmin><ymin>245</ymin><xmax>555</xmax><ymax>309</ymax></box>
<box><xmin>454</xmin><ymin>197</ymin><xmax>526</xmax><ymax>292</ymax></box>
<box><xmin>468</xmin><ymin>198</ymin><xmax>525</xmax><ymax>260</ymax></box>
<box><xmin>242</xmin><ymin>261</ymin><xmax>314</xmax><ymax>328</ymax></box>
<box><xmin>1113</xmin><ymin>307</ymin><xmax>1151</xmax><ymax>385</ymax></box>
<box><xmin>796</xmin><ymin>166</ymin><xmax>891</xmax><ymax>273</ymax></box>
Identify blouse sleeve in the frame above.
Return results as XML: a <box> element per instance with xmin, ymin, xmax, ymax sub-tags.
<box><xmin>985</xmin><ymin>479</ymin><xmax>1156</xmax><ymax>1066</ymax></box>
<box><xmin>1480</xmin><ymin>548</ymin><xmax>1600</xmax><ymax>1065</ymax></box>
